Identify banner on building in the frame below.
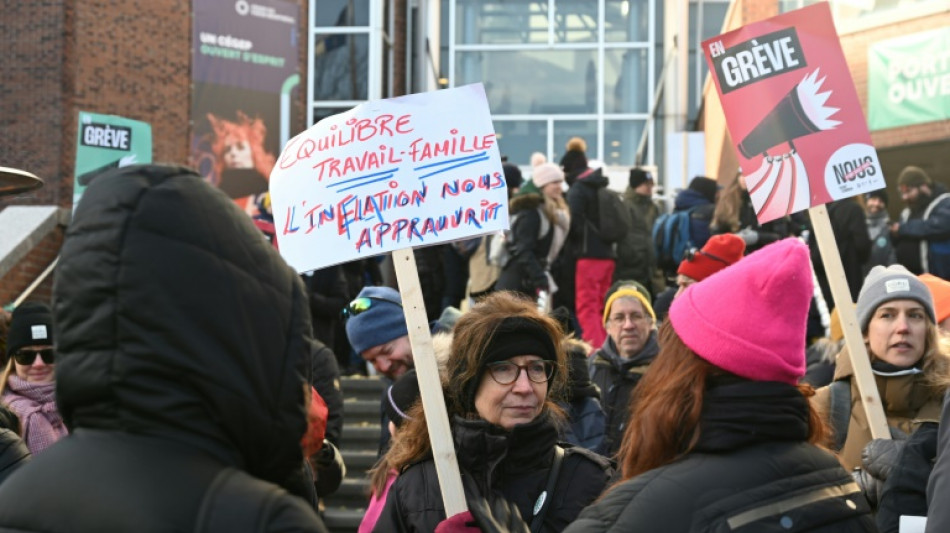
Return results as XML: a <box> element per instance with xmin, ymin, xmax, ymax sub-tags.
<box><xmin>270</xmin><ymin>84</ymin><xmax>507</xmax><ymax>273</ymax></box>
<box><xmin>190</xmin><ymin>0</ymin><xmax>300</xmax><ymax>217</ymax></box>
<box><xmin>74</xmin><ymin>111</ymin><xmax>152</xmax><ymax>207</ymax></box>
<box><xmin>868</xmin><ymin>27</ymin><xmax>950</xmax><ymax>131</ymax></box>
<box><xmin>702</xmin><ymin>2</ymin><xmax>883</xmax><ymax>223</ymax></box>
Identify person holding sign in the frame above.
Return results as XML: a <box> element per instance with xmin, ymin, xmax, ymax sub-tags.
<box><xmin>374</xmin><ymin>292</ymin><xmax>612</xmax><ymax>532</ymax></box>
<box><xmin>564</xmin><ymin>239</ymin><xmax>875</xmax><ymax>532</ymax></box>
<box><xmin>814</xmin><ymin>266</ymin><xmax>950</xmax><ymax>498</ymax></box>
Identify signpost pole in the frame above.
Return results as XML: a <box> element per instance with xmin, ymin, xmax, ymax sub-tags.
<box><xmin>391</xmin><ymin>248</ymin><xmax>468</xmax><ymax>516</ymax></box>
<box><xmin>809</xmin><ymin>204</ymin><xmax>890</xmax><ymax>440</ymax></box>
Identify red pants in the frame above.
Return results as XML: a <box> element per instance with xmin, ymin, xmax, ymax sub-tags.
<box><xmin>575</xmin><ymin>258</ymin><xmax>615</xmax><ymax>349</ymax></box>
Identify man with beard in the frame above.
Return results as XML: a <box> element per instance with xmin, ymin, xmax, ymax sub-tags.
<box><xmin>891</xmin><ymin>166</ymin><xmax>950</xmax><ymax>278</ymax></box>
<box><xmin>588</xmin><ymin>281</ymin><xmax>659</xmax><ymax>456</ymax></box>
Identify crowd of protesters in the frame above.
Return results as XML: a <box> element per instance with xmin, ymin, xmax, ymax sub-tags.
<box><xmin>0</xmin><ymin>147</ymin><xmax>947</xmax><ymax>532</ymax></box>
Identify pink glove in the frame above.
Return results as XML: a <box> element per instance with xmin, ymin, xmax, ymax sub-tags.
<box><xmin>435</xmin><ymin>511</ymin><xmax>480</xmax><ymax>533</ymax></box>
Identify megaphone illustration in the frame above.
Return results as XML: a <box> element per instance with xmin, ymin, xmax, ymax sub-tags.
<box><xmin>738</xmin><ymin>69</ymin><xmax>840</xmax><ymax>159</ymax></box>
<box><xmin>740</xmin><ymin>69</ymin><xmax>840</xmax><ymax>223</ymax></box>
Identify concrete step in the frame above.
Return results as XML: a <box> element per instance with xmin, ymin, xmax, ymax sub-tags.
<box><xmin>340</xmin><ymin>375</ymin><xmax>388</xmax><ymax>394</ymax></box>
<box><xmin>340</xmin><ymin>423</ymin><xmax>382</xmax><ymax>451</ymax></box>
<box><xmin>324</xmin><ymin>477</ymin><xmax>372</xmax><ymax>510</ymax></box>
<box><xmin>342</xmin><ymin>398</ymin><xmax>382</xmax><ymax>425</ymax></box>
<box><xmin>342</xmin><ymin>449</ymin><xmax>378</xmax><ymax>473</ymax></box>
<box><xmin>323</xmin><ymin>507</ymin><xmax>363</xmax><ymax>533</ymax></box>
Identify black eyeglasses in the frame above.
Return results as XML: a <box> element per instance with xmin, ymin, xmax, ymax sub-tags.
<box><xmin>12</xmin><ymin>348</ymin><xmax>55</xmax><ymax>366</ymax></box>
<box><xmin>341</xmin><ymin>295</ymin><xmax>403</xmax><ymax>320</ymax></box>
<box><xmin>485</xmin><ymin>360</ymin><xmax>555</xmax><ymax>385</ymax></box>
<box><xmin>684</xmin><ymin>247</ymin><xmax>729</xmax><ymax>266</ymax></box>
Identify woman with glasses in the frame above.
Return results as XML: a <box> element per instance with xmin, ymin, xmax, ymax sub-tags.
<box><xmin>1</xmin><ymin>301</ymin><xmax>67</xmax><ymax>455</ymax></box>
<box><xmin>374</xmin><ymin>291</ymin><xmax>612</xmax><ymax>532</ymax></box>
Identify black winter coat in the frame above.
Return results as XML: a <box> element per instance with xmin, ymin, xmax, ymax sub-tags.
<box><xmin>495</xmin><ymin>193</ymin><xmax>554</xmax><ymax>296</ymax></box>
<box><xmin>589</xmin><ymin>332</ymin><xmax>659</xmax><ymax>456</ymax></box>
<box><xmin>808</xmin><ymin>199</ymin><xmax>871</xmax><ymax>304</ymax></box>
<box><xmin>0</xmin><ymin>166</ymin><xmax>326</xmax><ymax>532</ymax></box>
<box><xmin>564</xmin><ymin>380</ymin><xmax>875</xmax><ymax>533</ymax></box>
<box><xmin>375</xmin><ymin>413</ymin><xmax>613</xmax><ymax>532</ymax></box>
<box><xmin>0</xmin><ymin>429</ymin><xmax>29</xmax><ymax>486</ymax></box>
<box><xmin>566</xmin><ymin>168</ymin><xmax>615</xmax><ymax>260</ymax></box>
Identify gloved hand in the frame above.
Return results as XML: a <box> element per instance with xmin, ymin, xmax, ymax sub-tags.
<box><xmin>311</xmin><ymin>439</ymin><xmax>346</xmax><ymax>497</ymax></box>
<box><xmin>736</xmin><ymin>227</ymin><xmax>759</xmax><ymax>246</ymax></box>
<box><xmin>854</xmin><ymin>430</ymin><xmax>909</xmax><ymax>507</ymax></box>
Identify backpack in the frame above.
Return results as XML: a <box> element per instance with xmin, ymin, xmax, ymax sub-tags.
<box><xmin>488</xmin><ymin>207</ymin><xmax>550</xmax><ymax>268</ymax></box>
<box><xmin>652</xmin><ymin>207</ymin><xmax>698</xmax><ymax>272</ymax></box>
<box><xmin>594</xmin><ymin>187</ymin><xmax>632</xmax><ymax>243</ymax></box>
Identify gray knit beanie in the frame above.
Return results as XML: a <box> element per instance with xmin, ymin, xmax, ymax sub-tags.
<box><xmin>856</xmin><ymin>265</ymin><xmax>935</xmax><ymax>331</ymax></box>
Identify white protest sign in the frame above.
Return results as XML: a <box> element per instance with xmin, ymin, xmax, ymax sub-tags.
<box><xmin>270</xmin><ymin>83</ymin><xmax>507</xmax><ymax>272</ymax></box>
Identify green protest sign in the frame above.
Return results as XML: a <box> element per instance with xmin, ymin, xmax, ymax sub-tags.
<box><xmin>868</xmin><ymin>27</ymin><xmax>950</xmax><ymax>131</ymax></box>
<box><xmin>74</xmin><ymin>112</ymin><xmax>153</xmax><ymax>207</ymax></box>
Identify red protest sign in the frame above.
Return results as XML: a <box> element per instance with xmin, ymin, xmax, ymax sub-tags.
<box><xmin>703</xmin><ymin>2</ymin><xmax>884</xmax><ymax>223</ymax></box>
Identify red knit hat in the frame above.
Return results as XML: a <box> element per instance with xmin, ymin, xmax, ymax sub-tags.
<box><xmin>669</xmin><ymin>238</ymin><xmax>811</xmax><ymax>385</ymax></box>
<box><xmin>677</xmin><ymin>234</ymin><xmax>746</xmax><ymax>282</ymax></box>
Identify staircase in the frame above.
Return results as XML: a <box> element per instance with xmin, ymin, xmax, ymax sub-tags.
<box><xmin>323</xmin><ymin>375</ymin><xmax>387</xmax><ymax>533</ymax></box>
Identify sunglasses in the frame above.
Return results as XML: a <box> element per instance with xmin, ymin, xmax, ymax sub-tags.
<box><xmin>12</xmin><ymin>348</ymin><xmax>55</xmax><ymax>366</ymax></box>
<box><xmin>341</xmin><ymin>295</ymin><xmax>403</xmax><ymax>320</ymax></box>
<box><xmin>684</xmin><ymin>247</ymin><xmax>729</xmax><ymax>266</ymax></box>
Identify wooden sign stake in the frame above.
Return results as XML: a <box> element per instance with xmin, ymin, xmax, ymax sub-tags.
<box><xmin>391</xmin><ymin>248</ymin><xmax>468</xmax><ymax>516</ymax></box>
<box><xmin>809</xmin><ymin>204</ymin><xmax>890</xmax><ymax>440</ymax></box>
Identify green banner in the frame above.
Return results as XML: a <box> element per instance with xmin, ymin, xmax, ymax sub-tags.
<box><xmin>74</xmin><ymin>112</ymin><xmax>152</xmax><ymax>207</ymax></box>
<box><xmin>868</xmin><ymin>27</ymin><xmax>950</xmax><ymax>131</ymax></box>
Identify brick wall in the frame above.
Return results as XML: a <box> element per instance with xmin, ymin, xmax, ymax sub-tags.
<box><xmin>0</xmin><ymin>227</ymin><xmax>64</xmax><ymax>306</ymax></box>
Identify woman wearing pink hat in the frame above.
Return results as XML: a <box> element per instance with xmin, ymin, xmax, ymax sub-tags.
<box><xmin>495</xmin><ymin>163</ymin><xmax>570</xmax><ymax>306</ymax></box>
<box><xmin>564</xmin><ymin>239</ymin><xmax>874</xmax><ymax>532</ymax></box>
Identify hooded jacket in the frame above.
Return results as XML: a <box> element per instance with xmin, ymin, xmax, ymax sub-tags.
<box><xmin>495</xmin><ymin>193</ymin><xmax>556</xmax><ymax>295</ymax></box>
<box><xmin>897</xmin><ymin>184</ymin><xmax>950</xmax><ymax>278</ymax></box>
<box><xmin>0</xmin><ymin>165</ymin><xmax>326</xmax><ymax>532</ymax></box>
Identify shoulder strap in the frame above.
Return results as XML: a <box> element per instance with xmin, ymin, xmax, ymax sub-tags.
<box><xmin>194</xmin><ymin>468</ymin><xmax>276</xmax><ymax>533</ymax></box>
<box><xmin>530</xmin><ymin>445</ymin><xmax>565</xmax><ymax>533</ymax></box>
<box><xmin>829</xmin><ymin>380</ymin><xmax>851</xmax><ymax>452</ymax></box>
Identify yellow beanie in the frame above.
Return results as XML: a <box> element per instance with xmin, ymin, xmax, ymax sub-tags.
<box><xmin>603</xmin><ymin>287</ymin><xmax>656</xmax><ymax>325</ymax></box>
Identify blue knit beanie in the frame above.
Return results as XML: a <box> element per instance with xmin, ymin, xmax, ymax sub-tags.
<box><xmin>345</xmin><ymin>286</ymin><xmax>408</xmax><ymax>355</ymax></box>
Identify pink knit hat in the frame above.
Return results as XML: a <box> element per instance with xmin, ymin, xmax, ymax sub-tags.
<box><xmin>668</xmin><ymin>238</ymin><xmax>811</xmax><ymax>385</ymax></box>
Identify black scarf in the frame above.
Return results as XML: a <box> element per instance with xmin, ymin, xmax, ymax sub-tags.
<box><xmin>693</xmin><ymin>378</ymin><xmax>810</xmax><ymax>453</ymax></box>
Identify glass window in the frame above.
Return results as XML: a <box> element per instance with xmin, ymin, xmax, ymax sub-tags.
<box><xmin>605</xmin><ymin>0</ymin><xmax>650</xmax><ymax>42</ymax></box>
<box><xmin>493</xmin><ymin>120</ymin><xmax>548</xmax><ymax>166</ymax></box>
<box><xmin>455</xmin><ymin>0</ymin><xmax>548</xmax><ymax>45</ymax></box>
<box><xmin>553</xmin><ymin>121</ymin><xmax>596</xmax><ymax>165</ymax></box>
<box><xmin>554</xmin><ymin>0</ymin><xmax>598</xmax><ymax>43</ymax></box>
<box><xmin>312</xmin><ymin>106</ymin><xmax>352</xmax><ymax>126</ymax></box>
<box><xmin>456</xmin><ymin>49</ymin><xmax>598</xmax><ymax>114</ymax></box>
<box><xmin>315</xmin><ymin>0</ymin><xmax>370</xmax><ymax>27</ymax></box>
<box><xmin>314</xmin><ymin>33</ymin><xmax>369</xmax><ymax>101</ymax></box>
<box><xmin>604</xmin><ymin>48</ymin><xmax>649</xmax><ymax>113</ymax></box>
<box><xmin>604</xmin><ymin>120</ymin><xmax>646</xmax><ymax>167</ymax></box>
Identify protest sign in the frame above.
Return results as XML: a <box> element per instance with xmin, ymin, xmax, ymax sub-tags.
<box><xmin>272</xmin><ymin>84</ymin><xmax>508</xmax><ymax>515</ymax></box>
<box><xmin>703</xmin><ymin>2</ymin><xmax>884</xmax><ymax>225</ymax></box>
<box><xmin>703</xmin><ymin>3</ymin><xmax>889</xmax><ymax>440</ymax></box>
<box><xmin>74</xmin><ymin>112</ymin><xmax>152</xmax><ymax>208</ymax></box>
<box><xmin>270</xmin><ymin>83</ymin><xmax>507</xmax><ymax>273</ymax></box>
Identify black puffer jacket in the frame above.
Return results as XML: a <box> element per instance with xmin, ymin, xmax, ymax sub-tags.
<box><xmin>0</xmin><ymin>429</ymin><xmax>29</xmax><ymax>486</ymax></box>
<box><xmin>589</xmin><ymin>332</ymin><xmax>659</xmax><ymax>456</ymax></box>
<box><xmin>375</xmin><ymin>412</ymin><xmax>613</xmax><ymax>532</ymax></box>
<box><xmin>565</xmin><ymin>381</ymin><xmax>875</xmax><ymax>533</ymax></box>
<box><xmin>495</xmin><ymin>193</ymin><xmax>554</xmax><ymax>296</ymax></box>
<box><xmin>0</xmin><ymin>166</ymin><xmax>326</xmax><ymax>532</ymax></box>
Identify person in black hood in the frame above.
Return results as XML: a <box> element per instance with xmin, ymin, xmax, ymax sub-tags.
<box><xmin>0</xmin><ymin>165</ymin><xmax>327</xmax><ymax>532</ymax></box>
